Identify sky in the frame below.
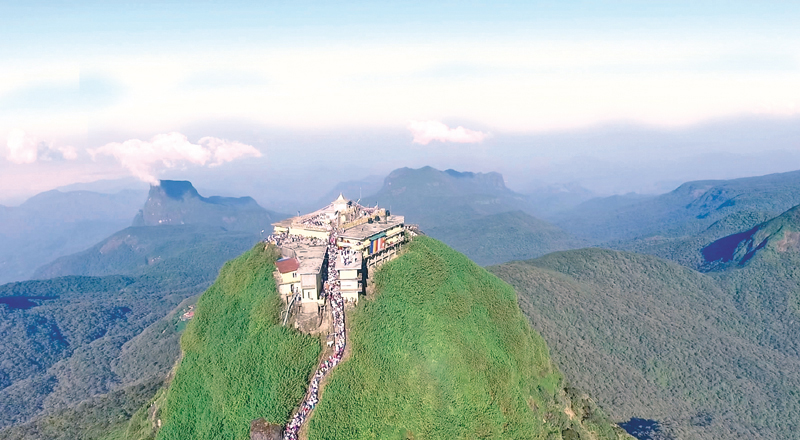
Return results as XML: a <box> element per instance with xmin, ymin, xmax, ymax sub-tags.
<box><xmin>1</xmin><ymin>1</ymin><xmax>799</xmax><ymax>208</ymax></box>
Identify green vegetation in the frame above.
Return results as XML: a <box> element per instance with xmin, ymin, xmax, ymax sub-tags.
<box><xmin>0</xmin><ymin>379</ymin><xmax>163</xmax><ymax>440</ymax></box>
<box><xmin>0</xmin><ymin>181</ymin><xmax>288</xmax><ymax>433</ymax></box>
<box><xmin>308</xmin><ymin>237</ymin><xmax>628</xmax><ymax>440</ymax></box>
<box><xmin>155</xmin><ymin>243</ymin><xmax>320</xmax><ymax>440</ymax></box>
<box><xmin>0</xmin><ymin>226</ymin><xmax>257</xmax><ymax>429</ymax></box>
<box><xmin>34</xmin><ymin>224</ymin><xmax>260</xmax><ymax>279</ymax></box>
<box><xmin>698</xmin><ymin>204</ymin><xmax>800</xmax><ymax>356</ymax></box>
<box><xmin>491</xmin><ymin>248</ymin><xmax>800</xmax><ymax>440</ymax></box>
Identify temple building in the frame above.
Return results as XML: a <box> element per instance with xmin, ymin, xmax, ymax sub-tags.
<box><xmin>270</xmin><ymin>194</ymin><xmax>406</xmax><ymax>308</ymax></box>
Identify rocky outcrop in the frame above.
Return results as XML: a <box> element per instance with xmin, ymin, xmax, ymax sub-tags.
<box><xmin>250</xmin><ymin>418</ymin><xmax>283</xmax><ymax>440</ymax></box>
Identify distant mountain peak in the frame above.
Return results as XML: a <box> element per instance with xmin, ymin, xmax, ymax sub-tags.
<box><xmin>156</xmin><ymin>180</ymin><xmax>201</xmax><ymax>200</ymax></box>
<box><xmin>382</xmin><ymin>166</ymin><xmax>508</xmax><ymax>192</ymax></box>
<box><xmin>133</xmin><ymin>180</ymin><xmax>286</xmax><ymax>231</ymax></box>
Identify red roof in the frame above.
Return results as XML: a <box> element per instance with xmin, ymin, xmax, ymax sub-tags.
<box><xmin>275</xmin><ymin>257</ymin><xmax>300</xmax><ymax>273</ymax></box>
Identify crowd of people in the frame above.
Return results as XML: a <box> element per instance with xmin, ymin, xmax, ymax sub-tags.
<box><xmin>339</xmin><ymin>247</ymin><xmax>359</xmax><ymax>267</ymax></box>
<box><xmin>267</xmin><ymin>232</ymin><xmax>326</xmax><ymax>248</ymax></box>
<box><xmin>298</xmin><ymin>213</ymin><xmax>331</xmax><ymax>230</ymax></box>
<box><xmin>283</xmin><ymin>230</ymin><xmax>347</xmax><ymax>440</ymax></box>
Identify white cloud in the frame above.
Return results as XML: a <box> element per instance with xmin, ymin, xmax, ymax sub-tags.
<box><xmin>408</xmin><ymin>120</ymin><xmax>489</xmax><ymax>145</ymax></box>
<box><xmin>88</xmin><ymin>132</ymin><xmax>262</xmax><ymax>185</ymax></box>
<box><xmin>6</xmin><ymin>129</ymin><xmax>38</xmax><ymax>164</ymax></box>
<box><xmin>4</xmin><ymin>129</ymin><xmax>78</xmax><ymax>164</ymax></box>
<box><xmin>198</xmin><ymin>136</ymin><xmax>262</xmax><ymax>166</ymax></box>
<box><xmin>56</xmin><ymin>145</ymin><xmax>78</xmax><ymax>160</ymax></box>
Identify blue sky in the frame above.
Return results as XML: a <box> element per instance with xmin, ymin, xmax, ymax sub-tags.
<box><xmin>1</xmin><ymin>1</ymin><xmax>799</xmax><ymax>205</ymax></box>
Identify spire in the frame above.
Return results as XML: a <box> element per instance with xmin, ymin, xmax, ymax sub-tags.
<box><xmin>333</xmin><ymin>193</ymin><xmax>349</xmax><ymax>212</ymax></box>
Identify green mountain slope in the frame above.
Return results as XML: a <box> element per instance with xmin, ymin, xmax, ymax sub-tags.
<box><xmin>618</xmin><ymin>209</ymin><xmax>775</xmax><ymax>269</ymax></box>
<box><xmin>701</xmin><ymin>204</ymin><xmax>800</xmax><ymax>269</ymax></box>
<box><xmin>149</xmin><ymin>236</ymin><xmax>628</xmax><ymax>440</ymax></box>
<box><xmin>0</xmin><ymin>273</ymin><xmax>204</xmax><ymax>430</ymax></box>
<box><xmin>490</xmin><ymin>249</ymin><xmax>800</xmax><ymax>440</ymax></box>
<box><xmin>426</xmin><ymin>210</ymin><xmax>585</xmax><ymax>266</ymax></box>
<box><xmin>362</xmin><ymin>167</ymin><xmax>581</xmax><ymax>265</ymax></box>
<box><xmin>0</xmin><ymin>182</ymin><xmax>289</xmax><ymax>433</ymax></box>
<box><xmin>155</xmin><ymin>244</ymin><xmax>320</xmax><ymax>440</ymax></box>
<box><xmin>309</xmin><ymin>237</ymin><xmax>626</xmax><ymax>440</ymax></box>
<box><xmin>698</xmin><ymin>204</ymin><xmax>800</xmax><ymax>356</ymax></box>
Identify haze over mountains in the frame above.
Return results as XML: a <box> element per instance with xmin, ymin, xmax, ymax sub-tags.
<box><xmin>4</xmin><ymin>166</ymin><xmax>800</xmax><ymax>439</ymax></box>
<box><xmin>0</xmin><ymin>189</ymin><xmax>147</xmax><ymax>284</ymax></box>
<box><xmin>358</xmin><ymin>167</ymin><xmax>584</xmax><ymax>265</ymax></box>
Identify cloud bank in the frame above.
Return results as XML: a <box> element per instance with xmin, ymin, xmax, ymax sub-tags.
<box><xmin>408</xmin><ymin>120</ymin><xmax>489</xmax><ymax>145</ymax></box>
<box><xmin>5</xmin><ymin>129</ymin><xmax>77</xmax><ymax>164</ymax></box>
<box><xmin>88</xmin><ymin>132</ymin><xmax>262</xmax><ymax>185</ymax></box>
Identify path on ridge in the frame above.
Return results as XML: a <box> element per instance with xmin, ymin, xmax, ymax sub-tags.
<box><xmin>283</xmin><ymin>229</ymin><xmax>346</xmax><ymax>440</ymax></box>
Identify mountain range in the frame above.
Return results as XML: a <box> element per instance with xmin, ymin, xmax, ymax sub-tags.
<box><xmin>5</xmin><ymin>167</ymin><xmax>800</xmax><ymax>439</ymax></box>
<box><xmin>0</xmin><ymin>189</ymin><xmax>147</xmax><ymax>284</ymax></box>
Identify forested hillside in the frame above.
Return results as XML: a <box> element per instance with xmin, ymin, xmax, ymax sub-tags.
<box><xmin>0</xmin><ymin>180</ymin><xmax>287</xmax><ymax>436</ymax></box>
<box><xmin>155</xmin><ymin>243</ymin><xmax>321</xmax><ymax>440</ymax></box>
<box><xmin>426</xmin><ymin>210</ymin><xmax>584</xmax><ymax>266</ymax></box>
<box><xmin>699</xmin><ymin>204</ymin><xmax>800</xmax><ymax>356</ymax></box>
<box><xmin>0</xmin><ymin>274</ymin><xmax>200</xmax><ymax>431</ymax></box>
<box><xmin>491</xmin><ymin>249</ymin><xmax>800</xmax><ymax>440</ymax></box>
<box><xmin>34</xmin><ymin>225</ymin><xmax>259</xmax><ymax>279</ymax></box>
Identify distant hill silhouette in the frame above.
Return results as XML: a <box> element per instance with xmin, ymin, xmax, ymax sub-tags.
<box><xmin>33</xmin><ymin>225</ymin><xmax>259</xmax><ymax>279</ymax></box>
<box><xmin>555</xmin><ymin>169</ymin><xmax>800</xmax><ymax>243</ymax></box>
<box><xmin>360</xmin><ymin>166</ymin><xmax>580</xmax><ymax>264</ymax></box>
<box><xmin>0</xmin><ymin>189</ymin><xmax>147</xmax><ymax>284</ymax></box>
<box><xmin>132</xmin><ymin>180</ymin><xmax>285</xmax><ymax>233</ymax></box>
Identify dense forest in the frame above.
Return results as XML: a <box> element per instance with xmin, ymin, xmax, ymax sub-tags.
<box><xmin>491</xmin><ymin>247</ymin><xmax>800</xmax><ymax>440</ymax></box>
<box><xmin>0</xmin><ymin>225</ymin><xmax>263</xmax><ymax>432</ymax></box>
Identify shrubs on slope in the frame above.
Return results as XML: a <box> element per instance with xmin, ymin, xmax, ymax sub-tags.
<box><xmin>308</xmin><ymin>237</ymin><xmax>626</xmax><ymax>440</ymax></box>
<box><xmin>155</xmin><ymin>244</ymin><xmax>320</xmax><ymax>440</ymax></box>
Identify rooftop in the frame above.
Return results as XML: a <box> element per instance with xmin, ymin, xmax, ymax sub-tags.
<box><xmin>340</xmin><ymin>215</ymin><xmax>405</xmax><ymax>241</ymax></box>
<box><xmin>282</xmin><ymin>242</ymin><xmax>327</xmax><ymax>274</ymax></box>
<box><xmin>336</xmin><ymin>249</ymin><xmax>362</xmax><ymax>270</ymax></box>
<box><xmin>275</xmin><ymin>257</ymin><xmax>300</xmax><ymax>274</ymax></box>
